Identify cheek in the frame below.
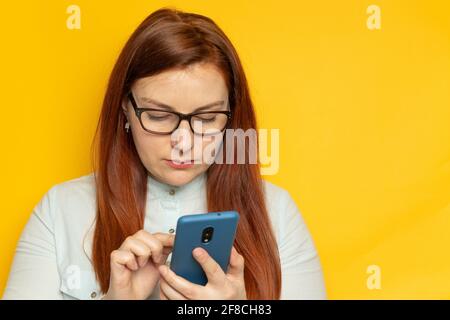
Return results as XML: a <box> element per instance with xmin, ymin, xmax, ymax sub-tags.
<box><xmin>133</xmin><ymin>131</ymin><xmax>171</xmax><ymax>163</ymax></box>
<box><xmin>199</xmin><ymin>134</ymin><xmax>224</xmax><ymax>162</ymax></box>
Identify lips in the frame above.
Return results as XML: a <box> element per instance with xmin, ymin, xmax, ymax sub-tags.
<box><xmin>166</xmin><ymin>157</ymin><xmax>202</xmax><ymax>164</ymax></box>
<box><xmin>165</xmin><ymin>159</ymin><xmax>196</xmax><ymax>169</ymax></box>
<box><xmin>170</xmin><ymin>159</ymin><xmax>194</xmax><ymax>164</ymax></box>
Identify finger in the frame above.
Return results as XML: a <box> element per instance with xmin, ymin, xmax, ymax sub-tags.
<box><xmin>154</xmin><ymin>233</ymin><xmax>176</xmax><ymax>256</ymax></box>
<box><xmin>158</xmin><ymin>264</ymin><xmax>201</xmax><ymax>299</ymax></box>
<box><xmin>159</xmin><ymin>288</ymin><xmax>168</xmax><ymax>300</ymax></box>
<box><xmin>110</xmin><ymin>249</ymin><xmax>139</xmax><ymax>272</ymax></box>
<box><xmin>153</xmin><ymin>233</ymin><xmax>176</xmax><ymax>261</ymax></box>
<box><xmin>153</xmin><ymin>232</ymin><xmax>176</xmax><ymax>248</ymax></box>
<box><xmin>227</xmin><ymin>246</ymin><xmax>245</xmax><ymax>276</ymax></box>
<box><xmin>160</xmin><ymin>279</ymin><xmax>188</xmax><ymax>300</ymax></box>
<box><xmin>134</xmin><ymin>231</ymin><xmax>175</xmax><ymax>264</ymax></box>
<box><xmin>132</xmin><ymin>231</ymin><xmax>163</xmax><ymax>265</ymax></box>
<box><xmin>160</xmin><ymin>252</ymin><xmax>170</xmax><ymax>265</ymax></box>
<box><xmin>119</xmin><ymin>237</ymin><xmax>151</xmax><ymax>268</ymax></box>
<box><xmin>192</xmin><ymin>247</ymin><xmax>226</xmax><ymax>285</ymax></box>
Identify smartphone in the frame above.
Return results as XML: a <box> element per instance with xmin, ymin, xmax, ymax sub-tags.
<box><xmin>169</xmin><ymin>210</ymin><xmax>239</xmax><ymax>286</ymax></box>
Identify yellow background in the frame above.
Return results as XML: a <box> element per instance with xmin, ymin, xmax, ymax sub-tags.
<box><xmin>1</xmin><ymin>0</ymin><xmax>449</xmax><ymax>299</ymax></box>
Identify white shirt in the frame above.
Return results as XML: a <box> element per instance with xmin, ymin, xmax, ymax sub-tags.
<box><xmin>2</xmin><ymin>172</ymin><xmax>326</xmax><ymax>300</ymax></box>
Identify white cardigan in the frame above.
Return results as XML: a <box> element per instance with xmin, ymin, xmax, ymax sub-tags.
<box><xmin>2</xmin><ymin>172</ymin><xmax>326</xmax><ymax>300</ymax></box>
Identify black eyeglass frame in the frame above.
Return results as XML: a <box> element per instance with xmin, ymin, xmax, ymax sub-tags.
<box><xmin>127</xmin><ymin>91</ymin><xmax>232</xmax><ymax>136</ymax></box>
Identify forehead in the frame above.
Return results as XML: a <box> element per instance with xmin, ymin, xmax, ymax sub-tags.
<box><xmin>133</xmin><ymin>63</ymin><xmax>228</xmax><ymax>111</ymax></box>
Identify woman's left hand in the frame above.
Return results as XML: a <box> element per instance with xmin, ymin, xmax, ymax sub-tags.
<box><xmin>158</xmin><ymin>246</ymin><xmax>247</xmax><ymax>300</ymax></box>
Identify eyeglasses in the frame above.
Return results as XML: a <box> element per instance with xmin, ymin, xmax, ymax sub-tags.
<box><xmin>127</xmin><ymin>92</ymin><xmax>232</xmax><ymax>136</ymax></box>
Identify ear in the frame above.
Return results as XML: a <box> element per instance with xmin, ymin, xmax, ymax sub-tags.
<box><xmin>121</xmin><ymin>98</ymin><xmax>129</xmax><ymax>117</ymax></box>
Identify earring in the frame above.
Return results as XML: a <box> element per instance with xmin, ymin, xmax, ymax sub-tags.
<box><xmin>125</xmin><ymin>121</ymin><xmax>130</xmax><ymax>133</ymax></box>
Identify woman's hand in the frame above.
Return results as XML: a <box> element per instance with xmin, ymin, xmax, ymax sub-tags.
<box><xmin>104</xmin><ymin>230</ymin><xmax>175</xmax><ymax>300</ymax></box>
<box><xmin>158</xmin><ymin>246</ymin><xmax>247</xmax><ymax>300</ymax></box>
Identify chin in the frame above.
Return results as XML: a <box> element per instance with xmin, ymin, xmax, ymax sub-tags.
<box><xmin>161</xmin><ymin>169</ymin><xmax>200</xmax><ymax>187</ymax></box>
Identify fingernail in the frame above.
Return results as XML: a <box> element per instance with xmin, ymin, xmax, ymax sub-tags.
<box><xmin>193</xmin><ymin>248</ymin><xmax>204</xmax><ymax>258</ymax></box>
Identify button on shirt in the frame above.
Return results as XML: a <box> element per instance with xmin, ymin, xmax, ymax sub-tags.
<box><xmin>2</xmin><ymin>172</ymin><xmax>326</xmax><ymax>300</ymax></box>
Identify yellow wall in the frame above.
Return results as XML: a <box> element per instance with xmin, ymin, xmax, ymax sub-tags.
<box><xmin>1</xmin><ymin>0</ymin><xmax>449</xmax><ymax>299</ymax></box>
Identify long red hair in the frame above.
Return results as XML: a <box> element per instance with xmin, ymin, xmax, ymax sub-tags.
<box><xmin>91</xmin><ymin>7</ymin><xmax>281</xmax><ymax>299</ymax></box>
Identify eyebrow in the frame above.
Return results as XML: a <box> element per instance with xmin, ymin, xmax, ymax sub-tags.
<box><xmin>139</xmin><ymin>96</ymin><xmax>226</xmax><ymax>113</ymax></box>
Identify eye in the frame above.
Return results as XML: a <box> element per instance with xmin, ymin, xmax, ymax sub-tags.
<box><xmin>149</xmin><ymin>115</ymin><xmax>170</xmax><ymax>121</ymax></box>
<box><xmin>144</xmin><ymin>111</ymin><xmax>174</xmax><ymax>121</ymax></box>
<box><xmin>193</xmin><ymin>114</ymin><xmax>217</xmax><ymax>122</ymax></box>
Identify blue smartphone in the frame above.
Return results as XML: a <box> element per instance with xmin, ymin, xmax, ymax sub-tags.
<box><xmin>169</xmin><ymin>210</ymin><xmax>239</xmax><ymax>286</ymax></box>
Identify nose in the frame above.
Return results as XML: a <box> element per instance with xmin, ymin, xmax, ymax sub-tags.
<box><xmin>170</xmin><ymin>119</ymin><xmax>194</xmax><ymax>154</ymax></box>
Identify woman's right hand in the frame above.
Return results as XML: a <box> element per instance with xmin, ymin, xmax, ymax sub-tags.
<box><xmin>103</xmin><ymin>230</ymin><xmax>175</xmax><ymax>300</ymax></box>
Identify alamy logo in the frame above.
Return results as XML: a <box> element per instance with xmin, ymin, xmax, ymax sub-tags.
<box><xmin>170</xmin><ymin>126</ymin><xmax>280</xmax><ymax>175</ymax></box>
<box><xmin>66</xmin><ymin>4</ymin><xmax>81</xmax><ymax>30</ymax></box>
<box><xmin>64</xmin><ymin>265</ymin><xmax>81</xmax><ymax>290</ymax></box>
<box><xmin>366</xmin><ymin>264</ymin><xmax>382</xmax><ymax>290</ymax></box>
<box><xmin>366</xmin><ymin>5</ymin><xmax>381</xmax><ymax>30</ymax></box>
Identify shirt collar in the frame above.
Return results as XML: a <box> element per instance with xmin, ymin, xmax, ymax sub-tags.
<box><xmin>146</xmin><ymin>172</ymin><xmax>207</xmax><ymax>201</ymax></box>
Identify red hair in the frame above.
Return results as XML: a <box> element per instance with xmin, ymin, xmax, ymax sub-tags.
<box><xmin>91</xmin><ymin>7</ymin><xmax>281</xmax><ymax>299</ymax></box>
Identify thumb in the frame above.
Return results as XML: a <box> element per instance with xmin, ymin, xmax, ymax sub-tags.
<box><xmin>227</xmin><ymin>247</ymin><xmax>245</xmax><ymax>277</ymax></box>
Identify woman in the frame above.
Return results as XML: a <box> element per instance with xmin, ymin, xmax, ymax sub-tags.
<box><xmin>3</xmin><ymin>7</ymin><xmax>326</xmax><ymax>300</ymax></box>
